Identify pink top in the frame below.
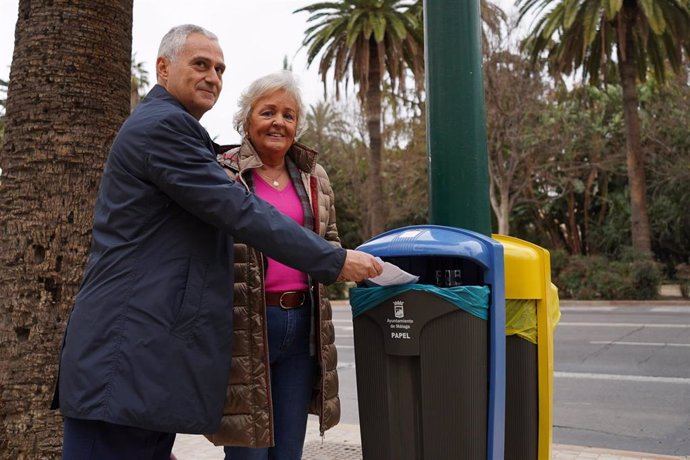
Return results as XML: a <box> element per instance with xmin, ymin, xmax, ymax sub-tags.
<box><xmin>253</xmin><ymin>170</ymin><xmax>309</xmax><ymax>293</ymax></box>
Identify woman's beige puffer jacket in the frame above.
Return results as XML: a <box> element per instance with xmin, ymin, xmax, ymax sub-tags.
<box><xmin>205</xmin><ymin>139</ymin><xmax>341</xmax><ymax>447</ymax></box>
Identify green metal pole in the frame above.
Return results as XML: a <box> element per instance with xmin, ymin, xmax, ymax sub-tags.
<box><xmin>424</xmin><ymin>0</ymin><xmax>492</xmax><ymax>236</ymax></box>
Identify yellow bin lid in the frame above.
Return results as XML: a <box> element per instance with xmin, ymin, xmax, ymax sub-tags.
<box><xmin>492</xmin><ymin>234</ymin><xmax>551</xmax><ymax>300</ymax></box>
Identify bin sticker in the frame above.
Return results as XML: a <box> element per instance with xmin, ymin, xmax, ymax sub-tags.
<box><xmin>399</xmin><ymin>230</ymin><xmax>422</xmax><ymax>239</ymax></box>
<box><xmin>394</xmin><ymin>300</ymin><xmax>404</xmax><ymax>318</ymax></box>
<box><xmin>388</xmin><ymin>300</ymin><xmax>413</xmax><ymax>339</ymax></box>
<box><xmin>356</xmin><ymin>291</ymin><xmax>459</xmax><ymax>356</ymax></box>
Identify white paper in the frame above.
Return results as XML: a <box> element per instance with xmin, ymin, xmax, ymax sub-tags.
<box><xmin>365</xmin><ymin>257</ymin><xmax>419</xmax><ymax>286</ymax></box>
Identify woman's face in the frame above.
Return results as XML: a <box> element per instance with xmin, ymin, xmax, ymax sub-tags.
<box><xmin>247</xmin><ymin>89</ymin><xmax>298</xmax><ymax>158</ymax></box>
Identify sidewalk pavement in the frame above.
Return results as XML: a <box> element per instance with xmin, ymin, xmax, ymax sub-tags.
<box><xmin>172</xmin><ymin>419</ymin><xmax>689</xmax><ymax>460</ymax></box>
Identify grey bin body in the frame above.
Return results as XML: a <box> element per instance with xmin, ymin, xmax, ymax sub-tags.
<box><xmin>353</xmin><ymin>289</ymin><xmax>488</xmax><ymax>460</ymax></box>
<box><xmin>505</xmin><ymin>336</ymin><xmax>538</xmax><ymax>460</ymax></box>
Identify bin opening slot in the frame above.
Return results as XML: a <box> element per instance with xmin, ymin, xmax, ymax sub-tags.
<box><xmin>382</xmin><ymin>256</ymin><xmax>485</xmax><ymax>287</ymax></box>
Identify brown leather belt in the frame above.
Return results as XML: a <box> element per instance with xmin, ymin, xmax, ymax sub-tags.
<box><xmin>265</xmin><ymin>291</ymin><xmax>308</xmax><ymax>309</ymax></box>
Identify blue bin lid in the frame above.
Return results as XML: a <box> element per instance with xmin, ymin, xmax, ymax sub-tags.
<box><xmin>357</xmin><ymin>225</ymin><xmax>495</xmax><ymax>269</ymax></box>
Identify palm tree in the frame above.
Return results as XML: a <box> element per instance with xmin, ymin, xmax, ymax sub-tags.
<box><xmin>0</xmin><ymin>1</ymin><xmax>133</xmax><ymax>456</ymax></box>
<box><xmin>481</xmin><ymin>0</ymin><xmax>508</xmax><ymax>52</ymax></box>
<box><xmin>517</xmin><ymin>0</ymin><xmax>690</xmax><ymax>253</ymax></box>
<box><xmin>295</xmin><ymin>0</ymin><xmax>425</xmax><ymax>238</ymax></box>
<box><xmin>131</xmin><ymin>53</ymin><xmax>150</xmax><ymax>111</ymax></box>
<box><xmin>303</xmin><ymin>100</ymin><xmax>352</xmax><ymax>155</ymax></box>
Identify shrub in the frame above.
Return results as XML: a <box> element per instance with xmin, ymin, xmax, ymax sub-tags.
<box><xmin>630</xmin><ymin>259</ymin><xmax>662</xmax><ymax>300</ymax></box>
<box><xmin>593</xmin><ymin>261</ymin><xmax>634</xmax><ymax>299</ymax></box>
<box><xmin>681</xmin><ymin>281</ymin><xmax>689</xmax><ymax>299</ymax></box>
<box><xmin>553</xmin><ymin>254</ymin><xmax>661</xmax><ymax>300</ymax></box>
<box><xmin>675</xmin><ymin>263</ymin><xmax>690</xmax><ymax>299</ymax></box>
<box><xmin>549</xmin><ymin>249</ymin><xmax>569</xmax><ymax>279</ymax></box>
<box><xmin>556</xmin><ymin>255</ymin><xmax>608</xmax><ymax>299</ymax></box>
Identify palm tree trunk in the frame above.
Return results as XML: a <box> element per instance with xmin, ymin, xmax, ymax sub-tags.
<box><xmin>617</xmin><ymin>4</ymin><xmax>652</xmax><ymax>253</ymax></box>
<box><xmin>617</xmin><ymin>10</ymin><xmax>652</xmax><ymax>254</ymax></box>
<box><xmin>365</xmin><ymin>38</ymin><xmax>386</xmax><ymax>238</ymax></box>
<box><xmin>0</xmin><ymin>1</ymin><xmax>133</xmax><ymax>456</ymax></box>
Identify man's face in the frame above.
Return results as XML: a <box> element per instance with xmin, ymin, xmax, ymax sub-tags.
<box><xmin>156</xmin><ymin>33</ymin><xmax>225</xmax><ymax>119</ymax></box>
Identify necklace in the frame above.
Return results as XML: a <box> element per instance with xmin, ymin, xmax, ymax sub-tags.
<box><xmin>256</xmin><ymin>168</ymin><xmax>284</xmax><ymax>188</ymax></box>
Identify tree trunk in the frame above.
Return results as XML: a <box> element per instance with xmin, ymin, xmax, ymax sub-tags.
<box><xmin>365</xmin><ymin>37</ymin><xmax>386</xmax><ymax>238</ymax></box>
<box><xmin>497</xmin><ymin>186</ymin><xmax>510</xmax><ymax>235</ymax></box>
<box><xmin>490</xmin><ymin>180</ymin><xmax>510</xmax><ymax>235</ymax></box>
<box><xmin>0</xmin><ymin>1</ymin><xmax>132</xmax><ymax>457</ymax></box>
<box><xmin>582</xmin><ymin>165</ymin><xmax>598</xmax><ymax>255</ymax></box>
<box><xmin>487</xmin><ymin>146</ymin><xmax>511</xmax><ymax>235</ymax></box>
<box><xmin>566</xmin><ymin>189</ymin><xmax>582</xmax><ymax>254</ymax></box>
<box><xmin>617</xmin><ymin>9</ymin><xmax>652</xmax><ymax>254</ymax></box>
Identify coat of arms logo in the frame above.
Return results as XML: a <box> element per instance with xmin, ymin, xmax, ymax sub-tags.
<box><xmin>393</xmin><ymin>300</ymin><xmax>404</xmax><ymax>318</ymax></box>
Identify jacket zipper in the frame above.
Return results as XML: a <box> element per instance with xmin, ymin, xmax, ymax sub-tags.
<box><xmin>258</xmin><ymin>249</ymin><xmax>275</xmax><ymax>446</ymax></box>
<box><xmin>308</xmin><ymin>176</ymin><xmax>328</xmax><ymax>437</ymax></box>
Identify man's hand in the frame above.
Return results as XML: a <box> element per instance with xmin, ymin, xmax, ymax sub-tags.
<box><xmin>338</xmin><ymin>250</ymin><xmax>384</xmax><ymax>283</ymax></box>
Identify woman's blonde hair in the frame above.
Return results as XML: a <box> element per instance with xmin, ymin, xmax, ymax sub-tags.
<box><xmin>233</xmin><ymin>70</ymin><xmax>307</xmax><ymax>139</ymax></box>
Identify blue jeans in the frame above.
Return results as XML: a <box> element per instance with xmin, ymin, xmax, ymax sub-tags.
<box><xmin>224</xmin><ymin>301</ymin><xmax>317</xmax><ymax>460</ymax></box>
<box><xmin>62</xmin><ymin>417</ymin><xmax>176</xmax><ymax>460</ymax></box>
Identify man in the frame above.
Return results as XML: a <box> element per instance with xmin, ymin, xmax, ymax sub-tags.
<box><xmin>53</xmin><ymin>24</ymin><xmax>381</xmax><ymax>460</ymax></box>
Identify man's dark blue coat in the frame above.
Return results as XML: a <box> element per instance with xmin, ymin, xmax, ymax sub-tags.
<box><xmin>54</xmin><ymin>85</ymin><xmax>345</xmax><ymax>433</ymax></box>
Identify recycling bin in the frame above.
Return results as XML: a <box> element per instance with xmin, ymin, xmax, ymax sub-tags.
<box><xmin>492</xmin><ymin>234</ymin><xmax>560</xmax><ymax>460</ymax></box>
<box><xmin>350</xmin><ymin>225</ymin><xmax>505</xmax><ymax>460</ymax></box>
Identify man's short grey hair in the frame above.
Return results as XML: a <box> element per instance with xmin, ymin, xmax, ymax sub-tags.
<box><xmin>234</xmin><ymin>70</ymin><xmax>307</xmax><ymax>139</ymax></box>
<box><xmin>157</xmin><ymin>24</ymin><xmax>218</xmax><ymax>62</ymax></box>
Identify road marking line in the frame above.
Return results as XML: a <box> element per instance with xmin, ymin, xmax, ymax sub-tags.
<box><xmin>559</xmin><ymin>322</ymin><xmax>690</xmax><ymax>328</ymax></box>
<box><xmin>650</xmin><ymin>307</ymin><xmax>690</xmax><ymax>313</ymax></box>
<box><xmin>555</xmin><ymin>371</ymin><xmax>690</xmax><ymax>384</ymax></box>
<box><xmin>560</xmin><ymin>307</ymin><xmax>618</xmax><ymax>312</ymax></box>
<box><xmin>590</xmin><ymin>341</ymin><xmax>690</xmax><ymax>347</ymax></box>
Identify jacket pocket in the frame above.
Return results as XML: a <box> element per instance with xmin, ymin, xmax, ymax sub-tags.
<box><xmin>171</xmin><ymin>257</ymin><xmax>208</xmax><ymax>340</ymax></box>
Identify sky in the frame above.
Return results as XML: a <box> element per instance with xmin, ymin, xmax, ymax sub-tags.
<box><xmin>0</xmin><ymin>0</ymin><xmax>343</xmax><ymax>144</ymax></box>
<box><xmin>0</xmin><ymin>0</ymin><xmax>519</xmax><ymax>145</ymax></box>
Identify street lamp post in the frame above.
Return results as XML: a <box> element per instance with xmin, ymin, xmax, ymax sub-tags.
<box><xmin>424</xmin><ymin>0</ymin><xmax>492</xmax><ymax>236</ymax></box>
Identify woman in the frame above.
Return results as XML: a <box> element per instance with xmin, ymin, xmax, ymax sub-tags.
<box><xmin>206</xmin><ymin>71</ymin><xmax>341</xmax><ymax>460</ymax></box>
